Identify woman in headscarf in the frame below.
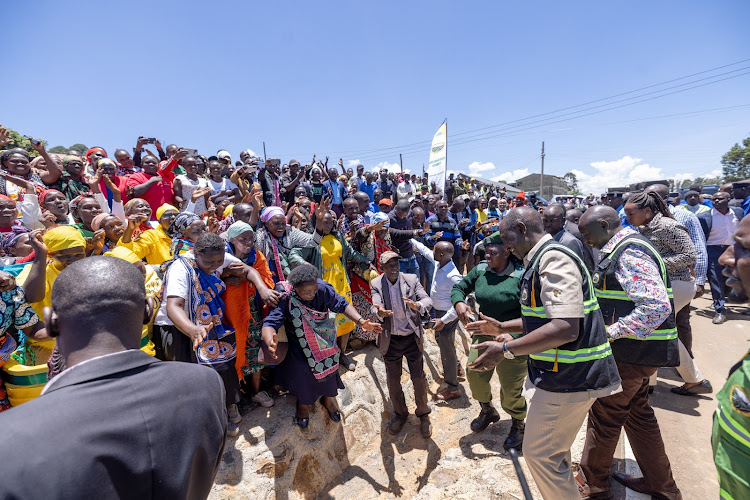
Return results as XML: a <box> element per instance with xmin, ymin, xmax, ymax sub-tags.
<box><xmin>119</xmin><ymin>202</ymin><xmax>177</xmax><ymax>266</ymax></box>
<box><xmin>169</xmin><ymin>211</ymin><xmax>206</xmax><ymax>257</ymax></box>
<box><xmin>254</xmin><ymin>199</ymin><xmax>328</xmax><ymax>284</ymax></box>
<box><xmin>222</xmin><ymin>221</ymin><xmax>275</xmax><ymax>407</ymax></box>
<box><xmin>69</xmin><ymin>194</ymin><xmax>101</xmax><ymax>234</ymax></box>
<box><xmin>90</xmin><ymin>213</ymin><xmax>125</xmax><ymax>255</ymax></box>
<box><xmin>59</xmin><ymin>155</ymin><xmax>91</xmax><ymax>201</ymax></box>
<box><xmin>262</xmin><ymin>264</ymin><xmax>381</xmax><ymax>429</ymax></box>
<box><xmin>94</xmin><ymin>158</ymin><xmax>129</xmax><ymax>208</ymax></box>
<box><xmin>0</xmin><ymin>226</ymin><xmax>35</xmax><ymax>272</ymax></box>
<box><xmin>289</xmin><ymin>210</ymin><xmax>372</xmax><ymax>371</ymax></box>
<box><xmin>37</xmin><ymin>189</ymin><xmax>71</xmax><ymax>229</ymax></box>
<box><xmin>10</xmin><ymin>228</ymin><xmax>84</xmax><ymax>404</ymax></box>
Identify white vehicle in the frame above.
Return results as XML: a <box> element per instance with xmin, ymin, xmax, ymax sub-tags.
<box><xmin>550</xmin><ymin>194</ymin><xmax>584</xmax><ymax>205</ymax></box>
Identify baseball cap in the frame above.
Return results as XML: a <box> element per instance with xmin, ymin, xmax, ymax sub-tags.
<box><xmin>289</xmin><ymin>159</ymin><xmax>300</xmax><ymax>167</ymax></box>
<box><xmin>379</xmin><ymin>251</ymin><xmax>400</xmax><ymax>265</ymax></box>
<box><xmin>378</xmin><ymin>198</ymin><xmax>393</xmax><ymax>207</ymax></box>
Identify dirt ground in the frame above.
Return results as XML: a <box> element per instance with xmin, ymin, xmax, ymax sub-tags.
<box><xmin>322</xmin><ymin>295</ymin><xmax>750</xmax><ymax>500</ymax></box>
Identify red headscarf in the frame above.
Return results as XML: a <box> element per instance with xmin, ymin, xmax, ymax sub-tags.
<box><xmin>85</xmin><ymin>147</ymin><xmax>107</xmax><ymax>163</ymax></box>
<box><xmin>39</xmin><ymin>189</ymin><xmax>64</xmax><ymax>205</ymax></box>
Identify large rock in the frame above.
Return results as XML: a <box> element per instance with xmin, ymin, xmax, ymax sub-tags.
<box><xmin>210</xmin><ymin>325</ymin><xmax>590</xmax><ymax>499</ymax></box>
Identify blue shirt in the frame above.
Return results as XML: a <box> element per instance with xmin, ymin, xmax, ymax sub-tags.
<box><xmin>743</xmin><ymin>195</ymin><xmax>750</xmax><ymax>217</ymax></box>
<box><xmin>617</xmin><ymin>205</ymin><xmax>632</xmax><ymax>228</ymax></box>
<box><xmin>323</xmin><ymin>179</ymin><xmax>347</xmax><ymax>205</ymax></box>
<box><xmin>359</xmin><ymin>181</ymin><xmax>376</xmax><ymax>202</ymax></box>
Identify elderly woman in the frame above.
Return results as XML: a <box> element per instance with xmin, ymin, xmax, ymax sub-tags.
<box><xmin>169</xmin><ymin>212</ymin><xmax>207</xmax><ymax>256</ymax></box>
<box><xmin>255</xmin><ymin>199</ymin><xmax>329</xmax><ymax>284</ymax></box>
<box><xmin>156</xmin><ymin>232</ymin><xmax>277</xmax><ymax>436</ymax></box>
<box><xmin>223</xmin><ymin>221</ymin><xmax>275</xmax><ymax>407</ymax></box>
<box><xmin>37</xmin><ymin>189</ymin><xmax>71</xmax><ymax>229</ymax></box>
<box><xmin>289</xmin><ymin>210</ymin><xmax>372</xmax><ymax>371</ymax></box>
<box><xmin>452</xmin><ymin>233</ymin><xmax>528</xmax><ymax>449</ymax></box>
<box><xmin>119</xmin><ymin>203</ymin><xmax>177</xmax><ymax>266</ymax></box>
<box><xmin>90</xmin><ymin>213</ymin><xmax>125</xmax><ymax>254</ymax></box>
<box><xmin>59</xmin><ymin>155</ymin><xmax>91</xmax><ymax>201</ymax></box>
<box><xmin>262</xmin><ymin>264</ymin><xmax>381</xmax><ymax>428</ymax></box>
<box><xmin>0</xmin><ymin>227</ymin><xmax>35</xmax><ymax>272</ymax></box>
<box><xmin>69</xmin><ymin>194</ymin><xmax>103</xmax><ymax>239</ymax></box>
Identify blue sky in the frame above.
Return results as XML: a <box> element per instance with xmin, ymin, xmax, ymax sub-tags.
<box><xmin>2</xmin><ymin>1</ymin><xmax>749</xmax><ymax>194</ymax></box>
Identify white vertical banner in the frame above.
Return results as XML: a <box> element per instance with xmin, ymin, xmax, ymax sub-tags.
<box><xmin>426</xmin><ymin>121</ymin><xmax>447</xmax><ymax>198</ymax></box>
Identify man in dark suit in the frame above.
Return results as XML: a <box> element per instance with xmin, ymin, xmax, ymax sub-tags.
<box><xmin>371</xmin><ymin>251</ymin><xmax>433</xmax><ymax>437</ymax></box>
<box><xmin>697</xmin><ymin>191</ymin><xmax>744</xmax><ymax>324</ymax></box>
<box><xmin>0</xmin><ymin>257</ymin><xmax>227</xmax><ymax>500</ymax></box>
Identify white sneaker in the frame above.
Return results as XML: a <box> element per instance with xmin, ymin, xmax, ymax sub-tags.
<box><xmin>228</xmin><ymin>403</ymin><xmax>242</xmax><ymax>424</ymax></box>
<box><xmin>251</xmin><ymin>391</ymin><xmax>275</xmax><ymax>408</ymax></box>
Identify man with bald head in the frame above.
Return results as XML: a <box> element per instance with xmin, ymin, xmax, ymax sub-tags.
<box><xmin>644</xmin><ymin>183</ymin><xmax>711</xmax><ymax>396</ymax></box>
<box><xmin>353</xmin><ymin>191</ymin><xmax>375</xmax><ymax>224</ymax></box>
<box><xmin>542</xmin><ymin>203</ymin><xmax>587</xmax><ymax>266</ymax></box>
<box><xmin>466</xmin><ymin>206</ymin><xmax>620</xmax><ymax>499</ymax></box>
<box><xmin>577</xmin><ymin>206</ymin><xmax>682</xmax><ymax>499</ymax></box>
<box><xmin>0</xmin><ymin>257</ymin><xmax>227</xmax><ymax>499</ymax></box>
<box><xmin>411</xmin><ymin>239</ymin><xmax>463</xmax><ymax>400</ymax></box>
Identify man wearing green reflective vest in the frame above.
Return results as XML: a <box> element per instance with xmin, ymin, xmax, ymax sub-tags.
<box><xmin>711</xmin><ymin>214</ymin><xmax>750</xmax><ymax>500</ymax></box>
<box><xmin>467</xmin><ymin>207</ymin><xmax>621</xmax><ymax>500</ymax></box>
<box><xmin>577</xmin><ymin>206</ymin><xmax>682</xmax><ymax>500</ymax></box>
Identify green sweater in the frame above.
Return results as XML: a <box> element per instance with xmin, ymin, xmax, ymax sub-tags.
<box><xmin>451</xmin><ymin>261</ymin><xmax>524</xmax><ymax>323</ymax></box>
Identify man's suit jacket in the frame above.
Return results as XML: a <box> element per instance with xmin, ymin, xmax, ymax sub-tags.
<box><xmin>697</xmin><ymin>207</ymin><xmax>744</xmax><ymax>242</ymax></box>
<box><xmin>0</xmin><ymin>350</ymin><xmax>227</xmax><ymax>500</ymax></box>
<box><xmin>370</xmin><ymin>272</ymin><xmax>433</xmax><ymax>355</ymax></box>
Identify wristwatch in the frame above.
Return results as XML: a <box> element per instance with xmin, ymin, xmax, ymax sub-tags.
<box><xmin>502</xmin><ymin>341</ymin><xmax>515</xmax><ymax>359</ymax></box>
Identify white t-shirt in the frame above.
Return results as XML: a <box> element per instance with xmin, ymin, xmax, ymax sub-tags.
<box><xmin>176</xmin><ymin>175</ymin><xmax>210</xmax><ymax>215</ymax></box>
<box><xmin>154</xmin><ymin>251</ymin><xmax>241</xmax><ymax>325</ymax></box>
<box><xmin>208</xmin><ymin>177</ymin><xmax>238</xmax><ymax>196</ymax></box>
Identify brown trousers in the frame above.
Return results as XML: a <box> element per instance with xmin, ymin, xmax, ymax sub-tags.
<box><xmin>383</xmin><ymin>333</ymin><xmax>430</xmax><ymax>419</ymax></box>
<box><xmin>580</xmin><ymin>363</ymin><xmax>681</xmax><ymax>499</ymax></box>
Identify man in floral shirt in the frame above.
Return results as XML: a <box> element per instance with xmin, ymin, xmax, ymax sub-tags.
<box><xmin>576</xmin><ymin>205</ymin><xmax>683</xmax><ymax>500</ymax></box>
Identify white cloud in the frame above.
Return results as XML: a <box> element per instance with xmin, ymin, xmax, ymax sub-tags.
<box><xmin>572</xmin><ymin>156</ymin><xmax>672</xmax><ymax>195</ymax></box>
<box><xmin>371</xmin><ymin>161</ymin><xmax>402</xmax><ymax>173</ymax></box>
<box><xmin>468</xmin><ymin>161</ymin><xmax>496</xmax><ymax>173</ymax></box>
<box><xmin>491</xmin><ymin>168</ymin><xmax>530</xmax><ymax>184</ymax></box>
<box><xmin>346</xmin><ymin>159</ymin><xmax>362</xmax><ymax>168</ymax></box>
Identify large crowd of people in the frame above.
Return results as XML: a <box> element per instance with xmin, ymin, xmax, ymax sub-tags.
<box><xmin>0</xmin><ymin>125</ymin><xmax>748</xmax><ymax>500</ymax></box>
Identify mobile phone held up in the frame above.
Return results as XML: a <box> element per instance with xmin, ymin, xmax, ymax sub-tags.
<box><xmin>23</xmin><ymin>135</ymin><xmax>41</xmax><ymax>145</ymax></box>
<box><xmin>143</xmin><ymin>137</ymin><xmax>157</xmax><ymax>144</ymax></box>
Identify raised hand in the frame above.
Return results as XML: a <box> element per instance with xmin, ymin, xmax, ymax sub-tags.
<box><xmin>0</xmin><ymin>172</ymin><xmax>35</xmax><ymax>192</ymax></box>
<box><xmin>28</xmin><ymin>137</ymin><xmax>46</xmax><ymax>154</ymax></box>
<box><xmin>29</xmin><ymin>229</ymin><xmax>48</xmax><ymax>257</ymax></box>
<box><xmin>0</xmin><ymin>125</ymin><xmax>10</xmax><ymax>147</ymax></box>
<box><xmin>39</xmin><ymin>210</ymin><xmax>57</xmax><ymax>229</ymax></box>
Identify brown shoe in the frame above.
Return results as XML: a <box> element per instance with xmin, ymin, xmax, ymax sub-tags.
<box><xmin>436</xmin><ymin>387</ymin><xmax>461</xmax><ymax>401</ymax></box>
<box><xmin>388</xmin><ymin>415</ymin><xmax>408</xmax><ymax>435</ymax></box>
<box><xmin>611</xmin><ymin>473</ymin><xmax>681</xmax><ymax>500</ymax></box>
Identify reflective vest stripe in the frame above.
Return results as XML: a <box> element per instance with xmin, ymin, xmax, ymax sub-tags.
<box><xmin>522</xmin><ymin>299</ymin><xmax>599</xmax><ymax>318</ymax></box>
<box><xmin>617</xmin><ymin>328</ymin><xmax>678</xmax><ymax>341</ymax></box>
<box><xmin>720</xmin><ymin>487</ymin><xmax>734</xmax><ymax>500</ymax></box>
<box><xmin>529</xmin><ymin>341</ymin><xmax>613</xmax><ymax>363</ymax></box>
<box><xmin>716</xmin><ymin>403</ymin><xmax>750</xmax><ymax>450</ymax></box>
<box><xmin>595</xmin><ymin>289</ymin><xmax>674</xmax><ymax>300</ymax></box>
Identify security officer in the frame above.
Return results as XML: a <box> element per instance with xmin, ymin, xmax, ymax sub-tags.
<box><xmin>467</xmin><ymin>206</ymin><xmax>621</xmax><ymax>500</ymax></box>
<box><xmin>578</xmin><ymin>205</ymin><xmax>682</xmax><ymax>500</ymax></box>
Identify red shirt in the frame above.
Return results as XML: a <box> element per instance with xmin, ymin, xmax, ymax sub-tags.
<box><xmin>126</xmin><ymin>158</ymin><xmax>178</xmax><ymax>219</ymax></box>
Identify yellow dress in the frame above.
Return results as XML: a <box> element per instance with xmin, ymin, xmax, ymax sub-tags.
<box><xmin>321</xmin><ymin>234</ymin><xmax>354</xmax><ymax>337</ymax></box>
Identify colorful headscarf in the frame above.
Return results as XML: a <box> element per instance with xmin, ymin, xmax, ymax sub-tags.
<box><xmin>62</xmin><ymin>155</ymin><xmax>81</xmax><ymax>167</ymax></box>
<box><xmin>371</xmin><ymin>211</ymin><xmax>390</xmax><ymax>226</ymax></box>
<box><xmin>172</xmin><ymin>212</ymin><xmax>201</xmax><ymax>236</ymax></box>
<box><xmin>85</xmin><ymin>148</ymin><xmax>107</xmax><ymax>163</ymax></box>
<box><xmin>97</xmin><ymin>158</ymin><xmax>117</xmax><ymax>170</ymax></box>
<box><xmin>39</xmin><ymin>189</ymin><xmax>64</xmax><ymax>205</ymax></box>
<box><xmin>0</xmin><ymin>194</ymin><xmax>12</xmax><ymax>202</ymax></box>
<box><xmin>0</xmin><ymin>226</ymin><xmax>30</xmax><ymax>253</ymax></box>
<box><xmin>69</xmin><ymin>193</ymin><xmax>96</xmax><ymax>222</ymax></box>
<box><xmin>260</xmin><ymin>206</ymin><xmax>285</xmax><ymax>223</ymax></box>
<box><xmin>43</xmin><ymin>226</ymin><xmax>86</xmax><ymax>252</ymax></box>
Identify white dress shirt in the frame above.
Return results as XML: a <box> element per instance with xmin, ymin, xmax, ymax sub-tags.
<box><xmin>411</xmin><ymin>239</ymin><xmax>462</xmax><ymax>323</ymax></box>
<box><xmin>706</xmin><ymin>208</ymin><xmax>740</xmax><ymax>246</ymax></box>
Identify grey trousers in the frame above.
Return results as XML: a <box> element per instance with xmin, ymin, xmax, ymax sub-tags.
<box><xmin>434</xmin><ymin>309</ymin><xmax>459</xmax><ymax>389</ymax></box>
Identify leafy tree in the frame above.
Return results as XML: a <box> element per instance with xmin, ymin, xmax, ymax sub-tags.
<box><xmin>722</xmin><ymin>137</ymin><xmax>750</xmax><ymax>182</ymax></box>
<box><xmin>49</xmin><ymin>146</ymin><xmax>68</xmax><ymax>154</ymax></box>
<box><xmin>563</xmin><ymin>172</ymin><xmax>579</xmax><ymax>194</ymax></box>
<box><xmin>0</xmin><ymin>126</ymin><xmax>47</xmax><ymax>157</ymax></box>
<box><xmin>69</xmin><ymin>143</ymin><xmax>88</xmax><ymax>154</ymax></box>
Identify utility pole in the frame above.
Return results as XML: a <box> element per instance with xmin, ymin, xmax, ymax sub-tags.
<box><xmin>540</xmin><ymin>141</ymin><xmax>545</xmax><ymax>200</ymax></box>
<box><xmin>399</xmin><ymin>154</ymin><xmax>403</xmax><ymax>175</ymax></box>
<box><xmin>263</xmin><ymin>142</ymin><xmax>267</xmax><ymax>162</ymax></box>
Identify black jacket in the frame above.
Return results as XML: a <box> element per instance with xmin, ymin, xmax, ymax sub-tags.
<box><xmin>0</xmin><ymin>350</ymin><xmax>227</xmax><ymax>500</ymax></box>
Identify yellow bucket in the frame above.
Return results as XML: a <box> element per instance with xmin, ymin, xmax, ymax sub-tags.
<box><xmin>3</xmin><ymin>359</ymin><xmax>48</xmax><ymax>406</ymax></box>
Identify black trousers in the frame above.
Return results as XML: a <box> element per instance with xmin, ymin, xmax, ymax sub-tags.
<box><xmin>383</xmin><ymin>334</ymin><xmax>430</xmax><ymax>419</ymax></box>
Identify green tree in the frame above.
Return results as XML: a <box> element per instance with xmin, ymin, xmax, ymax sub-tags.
<box><xmin>49</xmin><ymin>145</ymin><xmax>68</xmax><ymax>154</ymax></box>
<box><xmin>563</xmin><ymin>172</ymin><xmax>579</xmax><ymax>194</ymax></box>
<box><xmin>721</xmin><ymin>137</ymin><xmax>750</xmax><ymax>182</ymax></box>
<box><xmin>0</xmin><ymin>126</ymin><xmax>47</xmax><ymax>157</ymax></box>
<box><xmin>69</xmin><ymin>143</ymin><xmax>88</xmax><ymax>154</ymax></box>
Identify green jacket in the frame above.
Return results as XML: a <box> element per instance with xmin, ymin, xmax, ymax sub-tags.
<box><xmin>288</xmin><ymin>231</ymin><xmax>370</xmax><ymax>285</ymax></box>
<box><xmin>712</xmin><ymin>349</ymin><xmax>750</xmax><ymax>500</ymax></box>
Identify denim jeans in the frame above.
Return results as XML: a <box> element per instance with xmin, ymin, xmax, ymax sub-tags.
<box><xmin>399</xmin><ymin>255</ymin><xmax>419</xmax><ymax>276</ymax></box>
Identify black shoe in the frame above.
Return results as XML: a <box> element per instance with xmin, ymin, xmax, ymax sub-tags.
<box><xmin>295</xmin><ymin>416</ymin><xmax>309</xmax><ymax>429</ymax></box>
<box><xmin>420</xmin><ymin>415</ymin><xmax>432</xmax><ymax>438</ymax></box>
<box><xmin>671</xmin><ymin>379</ymin><xmax>713</xmax><ymax>396</ymax></box>
<box><xmin>648</xmin><ymin>386</ymin><xmax>655</xmax><ymax>394</ymax></box>
<box><xmin>327</xmin><ymin>409</ymin><xmax>342</xmax><ymax>422</ymax></box>
<box><xmin>388</xmin><ymin>415</ymin><xmax>408</xmax><ymax>435</ymax></box>
<box><xmin>712</xmin><ymin>313</ymin><xmax>727</xmax><ymax>324</ymax></box>
<box><xmin>503</xmin><ymin>418</ymin><xmax>525</xmax><ymax>450</ymax></box>
<box><xmin>340</xmin><ymin>353</ymin><xmax>356</xmax><ymax>372</ymax></box>
<box><xmin>471</xmin><ymin>403</ymin><xmax>500</xmax><ymax>433</ymax></box>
